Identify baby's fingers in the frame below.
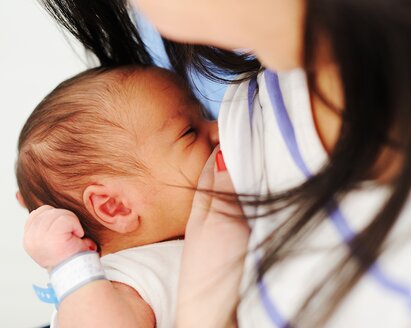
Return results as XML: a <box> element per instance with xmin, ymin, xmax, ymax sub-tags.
<box><xmin>48</xmin><ymin>211</ymin><xmax>84</xmax><ymax>238</ymax></box>
<box><xmin>76</xmin><ymin>237</ymin><xmax>98</xmax><ymax>253</ymax></box>
<box><xmin>25</xmin><ymin>205</ymin><xmax>54</xmax><ymax>233</ymax></box>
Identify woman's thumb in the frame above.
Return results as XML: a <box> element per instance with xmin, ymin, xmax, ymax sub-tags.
<box><xmin>212</xmin><ymin>150</ymin><xmax>242</xmax><ymax>217</ymax></box>
<box><xmin>214</xmin><ymin>150</ymin><xmax>234</xmax><ymax>193</ymax></box>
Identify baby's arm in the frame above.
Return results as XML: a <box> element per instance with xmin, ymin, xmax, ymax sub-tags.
<box><xmin>24</xmin><ymin>206</ymin><xmax>155</xmax><ymax>328</ymax></box>
<box><xmin>56</xmin><ymin>280</ymin><xmax>154</xmax><ymax>328</ymax></box>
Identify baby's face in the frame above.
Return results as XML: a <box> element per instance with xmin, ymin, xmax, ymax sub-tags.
<box><xmin>126</xmin><ymin>69</ymin><xmax>219</xmax><ymax>238</ymax></box>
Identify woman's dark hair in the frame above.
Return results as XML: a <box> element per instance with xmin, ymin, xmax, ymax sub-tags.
<box><xmin>36</xmin><ymin>0</ymin><xmax>411</xmax><ymax>326</ymax></box>
<box><xmin>254</xmin><ymin>0</ymin><xmax>411</xmax><ymax>326</ymax></box>
<box><xmin>297</xmin><ymin>0</ymin><xmax>411</xmax><ymax>324</ymax></box>
<box><xmin>38</xmin><ymin>0</ymin><xmax>260</xmax><ymax>82</ymax></box>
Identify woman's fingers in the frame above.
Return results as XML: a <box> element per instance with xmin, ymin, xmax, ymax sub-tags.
<box><xmin>198</xmin><ymin>146</ymin><xmax>220</xmax><ymax>190</ymax></box>
<box><xmin>187</xmin><ymin>146</ymin><xmax>220</xmax><ymax>230</ymax></box>
<box><xmin>210</xmin><ymin>151</ymin><xmax>243</xmax><ymax>219</ymax></box>
<box><xmin>178</xmin><ymin>149</ymin><xmax>250</xmax><ymax>328</ymax></box>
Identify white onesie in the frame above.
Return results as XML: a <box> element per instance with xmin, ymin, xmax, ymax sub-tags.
<box><xmin>50</xmin><ymin>240</ymin><xmax>183</xmax><ymax>328</ymax></box>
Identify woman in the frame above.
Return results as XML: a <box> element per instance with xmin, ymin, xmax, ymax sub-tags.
<box><xmin>37</xmin><ymin>0</ymin><xmax>411</xmax><ymax>327</ymax></box>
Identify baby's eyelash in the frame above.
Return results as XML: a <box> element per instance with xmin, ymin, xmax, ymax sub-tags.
<box><xmin>181</xmin><ymin>127</ymin><xmax>196</xmax><ymax>137</ymax></box>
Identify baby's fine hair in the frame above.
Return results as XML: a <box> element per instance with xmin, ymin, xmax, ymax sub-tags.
<box><xmin>16</xmin><ymin>66</ymin><xmax>152</xmax><ymax>245</ymax></box>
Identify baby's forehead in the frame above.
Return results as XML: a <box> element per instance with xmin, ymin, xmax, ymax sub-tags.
<box><xmin>117</xmin><ymin>68</ymin><xmax>199</xmax><ymax>113</ymax></box>
<box><xmin>105</xmin><ymin>67</ymin><xmax>200</xmax><ymax>134</ymax></box>
<box><xmin>132</xmin><ymin>67</ymin><xmax>190</xmax><ymax>97</ymax></box>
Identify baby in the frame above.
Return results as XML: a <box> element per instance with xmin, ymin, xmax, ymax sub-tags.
<box><xmin>16</xmin><ymin>66</ymin><xmax>219</xmax><ymax>327</ymax></box>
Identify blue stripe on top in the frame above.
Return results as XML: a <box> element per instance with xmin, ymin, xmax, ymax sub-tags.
<box><xmin>247</xmin><ymin>77</ymin><xmax>290</xmax><ymax>327</ymax></box>
<box><xmin>258</xmin><ymin>279</ymin><xmax>290</xmax><ymax>328</ymax></box>
<box><xmin>264</xmin><ymin>72</ymin><xmax>312</xmax><ymax>177</ymax></box>
<box><xmin>255</xmin><ymin>69</ymin><xmax>411</xmax><ymax>325</ymax></box>
<box><xmin>248</xmin><ymin>78</ymin><xmax>258</xmax><ymax>128</ymax></box>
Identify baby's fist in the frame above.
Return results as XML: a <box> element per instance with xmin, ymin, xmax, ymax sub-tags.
<box><xmin>23</xmin><ymin>205</ymin><xmax>97</xmax><ymax>271</ymax></box>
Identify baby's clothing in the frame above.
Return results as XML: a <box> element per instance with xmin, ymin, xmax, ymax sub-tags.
<box><xmin>102</xmin><ymin>240</ymin><xmax>183</xmax><ymax>328</ymax></box>
<box><xmin>50</xmin><ymin>240</ymin><xmax>183</xmax><ymax>328</ymax></box>
<box><xmin>219</xmin><ymin>69</ymin><xmax>411</xmax><ymax>327</ymax></box>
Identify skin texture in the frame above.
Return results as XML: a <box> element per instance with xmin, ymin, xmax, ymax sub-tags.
<box><xmin>133</xmin><ymin>0</ymin><xmax>306</xmax><ymax>70</ymax></box>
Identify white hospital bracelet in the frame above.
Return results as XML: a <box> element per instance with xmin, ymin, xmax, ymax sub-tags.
<box><xmin>49</xmin><ymin>251</ymin><xmax>106</xmax><ymax>303</ymax></box>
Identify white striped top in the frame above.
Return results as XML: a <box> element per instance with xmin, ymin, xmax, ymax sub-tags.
<box><xmin>218</xmin><ymin>69</ymin><xmax>411</xmax><ymax>327</ymax></box>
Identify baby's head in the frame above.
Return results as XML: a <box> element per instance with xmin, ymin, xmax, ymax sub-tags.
<box><xmin>16</xmin><ymin>66</ymin><xmax>218</xmax><ymax>252</ymax></box>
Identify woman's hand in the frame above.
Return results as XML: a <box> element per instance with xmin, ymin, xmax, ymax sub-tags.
<box><xmin>23</xmin><ymin>205</ymin><xmax>97</xmax><ymax>272</ymax></box>
<box><xmin>177</xmin><ymin>147</ymin><xmax>250</xmax><ymax>328</ymax></box>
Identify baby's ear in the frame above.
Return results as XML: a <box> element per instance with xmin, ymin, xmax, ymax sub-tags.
<box><xmin>16</xmin><ymin>191</ymin><xmax>26</xmax><ymax>208</ymax></box>
<box><xmin>83</xmin><ymin>184</ymin><xmax>140</xmax><ymax>234</ymax></box>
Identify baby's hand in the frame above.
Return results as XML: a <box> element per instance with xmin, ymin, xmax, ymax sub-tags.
<box><xmin>23</xmin><ymin>205</ymin><xmax>97</xmax><ymax>272</ymax></box>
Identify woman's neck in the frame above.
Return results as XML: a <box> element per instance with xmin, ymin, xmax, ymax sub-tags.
<box><xmin>309</xmin><ymin>62</ymin><xmax>344</xmax><ymax>154</ymax></box>
<box><xmin>310</xmin><ymin>58</ymin><xmax>401</xmax><ymax>184</ymax></box>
